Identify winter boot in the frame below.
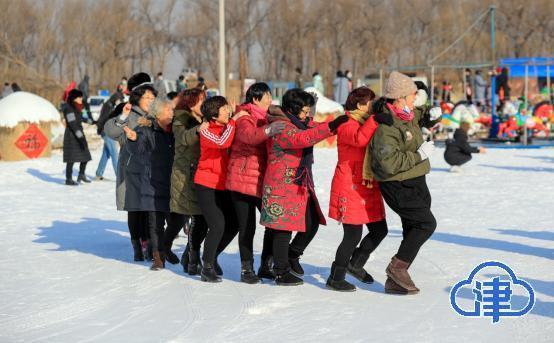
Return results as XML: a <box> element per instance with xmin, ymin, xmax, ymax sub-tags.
<box><xmin>347</xmin><ymin>248</ymin><xmax>374</xmax><ymax>284</ymax></box>
<box><xmin>326</xmin><ymin>262</ymin><xmax>356</xmax><ymax>292</ymax></box>
<box><xmin>143</xmin><ymin>240</ymin><xmax>153</xmax><ymax>261</ymax></box>
<box><xmin>214</xmin><ymin>259</ymin><xmax>223</xmax><ymax>276</ymax></box>
<box><xmin>240</xmin><ymin>260</ymin><xmax>261</xmax><ymax>284</ymax></box>
<box><xmin>150</xmin><ymin>251</ymin><xmax>165</xmax><ymax>271</ymax></box>
<box><xmin>77</xmin><ymin>174</ymin><xmax>91</xmax><ymax>183</ymax></box>
<box><xmin>385</xmin><ymin>256</ymin><xmax>419</xmax><ymax>293</ymax></box>
<box><xmin>289</xmin><ymin>257</ymin><xmax>304</xmax><ymax>277</ymax></box>
<box><xmin>165</xmin><ymin>249</ymin><xmax>179</xmax><ymax>265</ymax></box>
<box><xmin>384</xmin><ymin>277</ymin><xmax>418</xmax><ymax>295</ymax></box>
<box><xmin>201</xmin><ymin>262</ymin><xmax>222</xmax><ymax>283</ymax></box>
<box><xmin>187</xmin><ymin>248</ymin><xmax>202</xmax><ymax>276</ymax></box>
<box><xmin>275</xmin><ymin>271</ymin><xmax>303</xmax><ymax>286</ymax></box>
<box><xmin>131</xmin><ymin>239</ymin><xmax>144</xmax><ymax>261</ymax></box>
<box><xmin>257</xmin><ymin>256</ymin><xmax>276</xmax><ymax>280</ymax></box>
<box><xmin>180</xmin><ymin>243</ymin><xmax>190</xmax><ymax>273</ymax></box>
<box><xmin>65</xmin><ymin>179</ymin><xmax>78</xmax><ymax>186</ymax></box>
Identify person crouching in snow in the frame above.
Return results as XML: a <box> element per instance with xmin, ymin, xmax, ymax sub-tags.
<box><xmin>193</xmin><ymin>96</ymin><xmax>247</xmax><ymax>282</ymax></box>
<box><xmin>327</xmin><ymin>87</ymin><xmax>389</xmax><ymax>292</ymax></box>
<box><xmin>370</xmin><ymin>71</ymin><xmax>437</xmax><ymax>295</ymax></box>
<box><xmin>444</xmin><ymin>121</ymin><xmax>486</xmax><ymax>172</ymax></box>
<box><xmin>260</xmin><ymin>89</ymin><xmax>349</xmax><ymax>286</ymax></box>
<box><xmin>123</xmin><ymin>97</ymin><xmax>175</xmax><ymax>271</ymax></box>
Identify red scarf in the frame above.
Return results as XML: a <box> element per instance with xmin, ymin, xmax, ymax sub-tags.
<box><xmin>386</xmin><ymin>103</ymin><xmax>414</xmax><ymax>122</ymax></box>
<box><xmin>73</xmin><ymin>102</ymin><xmax>84</xmax><ymax>113</ymax></box>
<box><xmin>238</xmin><ymin>103</ymin><xmax>267</xmax><ymax>122</ymax></box>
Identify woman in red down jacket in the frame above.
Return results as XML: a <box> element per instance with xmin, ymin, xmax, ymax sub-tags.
<box><xmin>326</xmin><ymin>87</ymin><xmax>388</xmax><ymax>292</ymax></box>
<box><xmin>193</xmin><ymin>96</ymin><xmax>246</xmax><ymax>283</ymax></box>
<box><xmin>260</xmin><ymin>88</ymin><xmax>349</xmax><ymax>286</ymax></box>
<box><xmin>218</xmin><ymin>83</ymin><xmax>285</xmax><ymax>284</ymax></box>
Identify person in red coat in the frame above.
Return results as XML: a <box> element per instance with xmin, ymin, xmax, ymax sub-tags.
<box><xmin>326</xmin><ymin>87</ymin><xmax>389</xmax><ymax>291</ymax></box>
<box><xmin>216</xmin><ymin>83</ymin><xmax>286</xmax><ymax>284</ymax></box>
<box><xmin>260</xmin><ymin>89</ymin><xmax>349</xmax><ymax>285</ymax></box>
<box><xmin>193</xmin><ymin>96</ymin><xmax>247</xmax><ymax>282</ymax></box>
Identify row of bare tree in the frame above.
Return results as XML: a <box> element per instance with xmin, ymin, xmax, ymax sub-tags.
<box><xmin>0</xmin><ymin>0</ymin><xmax>552</xmax><ymax>101</ymax></box>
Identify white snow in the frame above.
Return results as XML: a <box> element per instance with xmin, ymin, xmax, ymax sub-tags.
<box><xmin>0</xmin><ymin>92</ymin><xmax>61</xmax><ymax>128</ymax></box>
<box><xmin>304</xmin><ymin>86</ymin><xmax>344</xmax><ymax>114</ymax></box>
<box><xmin>0</xmin><ymin>145</ymin><xmax>553</xmax><ymax>342</ymax></box>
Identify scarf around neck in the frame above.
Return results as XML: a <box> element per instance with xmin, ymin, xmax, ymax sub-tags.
<box><xmin>387</xmin><ymin>103</ymin><xmax>414</xmax><ymax>122</ymax></box>
<box><xmin>286</xmin><ymin>112</ymin><xmax>313</xmax><ymax>186</ymax></box>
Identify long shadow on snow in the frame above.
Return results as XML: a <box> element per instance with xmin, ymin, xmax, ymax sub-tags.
<box><xmin>479</xmin><ymin>164</ymin><xmax>554</xmax><ymax>173</ymax></box>
<box><xmin>490</xmin><ymin>228</ymin><xmax>554</xmax><ymax>242</ymax></box>
<box><xmin>390</xmin><ymin>229</ymin><xmax>554</xmax><ymax>261</ymax></box>
<box><xmin>27</xmin><ymin>167</ymin><xmax>96</xmax><ymax>185</ymax></box>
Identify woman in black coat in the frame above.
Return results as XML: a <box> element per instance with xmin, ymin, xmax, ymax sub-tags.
<box><xmin>444</xmin><ymin>121</ymin><xmax>485</xmax><ymax>171</ymax></box>
<box><xmin>63</xmin><ymin>89</ymin><xmax>92</xmax><ymax>185</ymax></box>
<box><xmin>123</xmin><ymin>97</ymin><xmax>175</xmax><ymax>270</ymax></box>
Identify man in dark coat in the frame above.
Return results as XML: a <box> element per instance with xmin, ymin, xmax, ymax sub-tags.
<box><xmin>78</xmin><ymin>75</ymin><xmax>92</xmax><ymax>120</ymax></box>
<box><xmin>94</xmin><ymin>83</ymin><xmax>126</xmax><ymax>180</ymax></box>
<box><xmin>63</xmin><ymin>89</ymin><xmax>92</xmax><ymax>185</ymax></box>
<box><xmin>444</xmin><ymin>121</ymin><xmax>486</xmax><ymax>172</ymax></box>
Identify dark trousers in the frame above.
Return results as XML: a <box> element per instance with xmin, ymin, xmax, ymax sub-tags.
<box><xmin>188</xmin><ymin>215</ymin><xmax>209</xmax><ymax>251</ymax></box>
<box><xmin>162</xmin><ymin>212</ymin><xmax>185</xmax><ymax>250</ymax></box>
<box><xmin>334</xmin><ymin>220</ymin><xmax>388</xmax><ymax>268</ymax></box>
<box><xmin>127</xmin><ymin>211</ymin><xmax>149</xmax><ymax>241</ymax></box>
<box><xmin>147</xmin><ymin>211</ymin><xmax>168</xmax><ymax>253</ymax></box>
<box><xmin>445</xmin><ymin>153</ymin><xmax>472</xmax><ymax>167</ymax></box>
<box><xmin>272</xmin><ymin>198</ymin><xmax>319</xmax><ymax>275</ymax></box>
<box><xmin>195</xmin><ymin>184</ymin><xmax>237</xmax><ymax>264</ymax></box>
<box><xmin>379</xmin><ymin>176</ymin><xmax>437</xmax><ymax>263</ymax></box>
<box><xmin>66</xmin><ymin>162</ymin><xmax>87</xmax><ymax>181</ymax></box>
<box><xmin>216</xmin><ymin>191</ymin><xmax>273</xmax><ymax>262</ymax></box>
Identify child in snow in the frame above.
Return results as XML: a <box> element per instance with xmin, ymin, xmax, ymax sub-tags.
<box><xmin>444</xmin><ymin>121</ymin><xmax>486</xmax><ymax>172</ymax></box>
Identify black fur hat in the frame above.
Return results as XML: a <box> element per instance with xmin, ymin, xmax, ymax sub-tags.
<box><xmin>127</xmin><ymin>72</ymin><xmax>153</xmax><ymax>92</ymax></box>
<box><xmin>66</xmin><ymin>89</ymin><xmax>83</xmax><ymax>105</ymax></box>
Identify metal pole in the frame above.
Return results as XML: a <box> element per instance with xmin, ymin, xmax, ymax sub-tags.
<box><xmin>463</xmin><ymin>68</ymin><xmax>467</xmax><ymax>102</ymax></box>
<box><xmin>379</xmin><ymin>68</ymin><xmax>384</xmax><ymax>96</ymax></box>
<box><xmin>547</xmin><ymin>64</ymin><xmax>551</xmax><ymax>102</ymax></box>
<box><xmin>218</xmin><ymin>0</ymin><xmax>226</xmax><ymax>96</ymax></box>
<box><xmin>523</xmin><ymin>64</ymin><xmax>528</xmax><ymax>146</ymax></box>
<box><xmin>430</xmin><ymin>65</ymin><xmax>435</xmax><ymax>106</ymax></box>
<box><xmin>490</xmin><ymin>6</ymin><xmax>496</xmax><ymax>68</ymax></box>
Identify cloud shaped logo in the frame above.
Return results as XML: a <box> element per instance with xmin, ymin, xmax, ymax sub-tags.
<box><xmin>450</xmin><ymin>261</ymin><xmax>535</xmax><ymax>323</ymax></box>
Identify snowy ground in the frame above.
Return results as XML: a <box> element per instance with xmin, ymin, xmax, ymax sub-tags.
<box><xmin>0</xmin><ymin>144</ymin><xmax>553</xmax><ymax>342</ymax></box>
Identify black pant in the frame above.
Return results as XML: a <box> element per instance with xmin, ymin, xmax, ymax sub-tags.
<box><xmin>216</xmin><ymin>192</ymin><xmax>273</xmax><ymax>262</ymax></box>
<box><xmin>162</xmin><ymin>213</ymin><xmax>185</xmax><ymax>250</ymax></box>
<box><xmin>148</xmin><ymin>211</ymin><xmax>169</xmax><ymax>252</ymax></box>
<box><xmin>334</xmin><ymin>220</ymin><xmax>388</xmax><ymax>268</ymax></box>
<box><xmin>272</xmin><ymin>197</ymin><xmax>320</xmax><ymax>275</ymax></box>
<box><xmin>127</xmin><ymin>211</ymin><xmax>149</xmax><ymax>241</ymax></box>
<box><xmin>379</xmin><ymin>176</ymin><xmax>437</xmax><ymax>263</ymax></box>
<box><xmin>188</xmin><ymin>215</ymin><xmax>209</xmax><ymax>251</ymax></box>
<box><xmin>66</xmin><ymin>162</ymin><xmax>87</xmax><ymax>180</ymax></box>
<box><xmin>195</xmin><ymin>184</ymin><xmax>237</xmax><ymax>264</ymax></box>
<box><xmin>445</xmin><ymin>152</ymin><xmax>472</xmax><ymax>167</ymax></box>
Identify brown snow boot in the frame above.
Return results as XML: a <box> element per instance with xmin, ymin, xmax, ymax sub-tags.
<box><xmin>385</xmin><ymin>256</ymin><xmax>419</xmax><ymax>293</ymax></box>
<box><xmin>384</xmin><ymin>277</ymin><xmax>419</xmax><ymax>295</ymax></box>
<box><xmin>150</xmin><ymin>251</ymin><xmax>165</xmax><ymax>271</ymax></box>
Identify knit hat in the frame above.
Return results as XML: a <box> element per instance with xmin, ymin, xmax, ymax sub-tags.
<box><xmin>127</xmin><ymin>72</ymin><xmax>153</xmax><ymax>92</ymax></box>
<box><xmin>384</xmin><ymin>71</ymin><xmax>417</xmax><ymax>99</ymax></box>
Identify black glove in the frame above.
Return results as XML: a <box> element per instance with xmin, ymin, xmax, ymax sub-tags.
<box><xmin>373</xmin><ymin>112</ymin><xmax>393</xmax><ymax>126</ymax></box>
<box><xmin>328</xmin><ymin>115</ymin><xmax>349</xmax><ymax>131</ymax></box>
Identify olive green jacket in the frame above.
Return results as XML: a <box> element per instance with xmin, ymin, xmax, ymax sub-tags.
<box><xmin>169</xmin><ymin>109</ymin><xmax>202</xmax><ymax>215</ymax></box>
<box><xmin>370</xmin><ymin>105</ymin><xmax>430</xmax><ymax>182</ymax></box>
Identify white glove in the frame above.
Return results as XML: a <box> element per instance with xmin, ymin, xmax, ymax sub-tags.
<box><xmin>417</xmin><ymin>141</ymin><xmax>435</xmax><ymax>160</ymax></box>
<box><xmin>429</xmin><ymin>107</ymin><xmax>442</xmax><ymax>121</ymax></box>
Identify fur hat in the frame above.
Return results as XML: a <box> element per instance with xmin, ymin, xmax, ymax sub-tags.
<box><xmin>66</xmin><ymin>89</ymin><xmax>83</xmax><ymax>104</ymax></box>
<box><xmin>127</xmin><ymin>72</ymin><xmax>153</xmax><ymax>92</ymax></box>
<box><xmin>384</xmin><ymin>71</ymin><xmax>417</xmax><ymax>99</ymax></box>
